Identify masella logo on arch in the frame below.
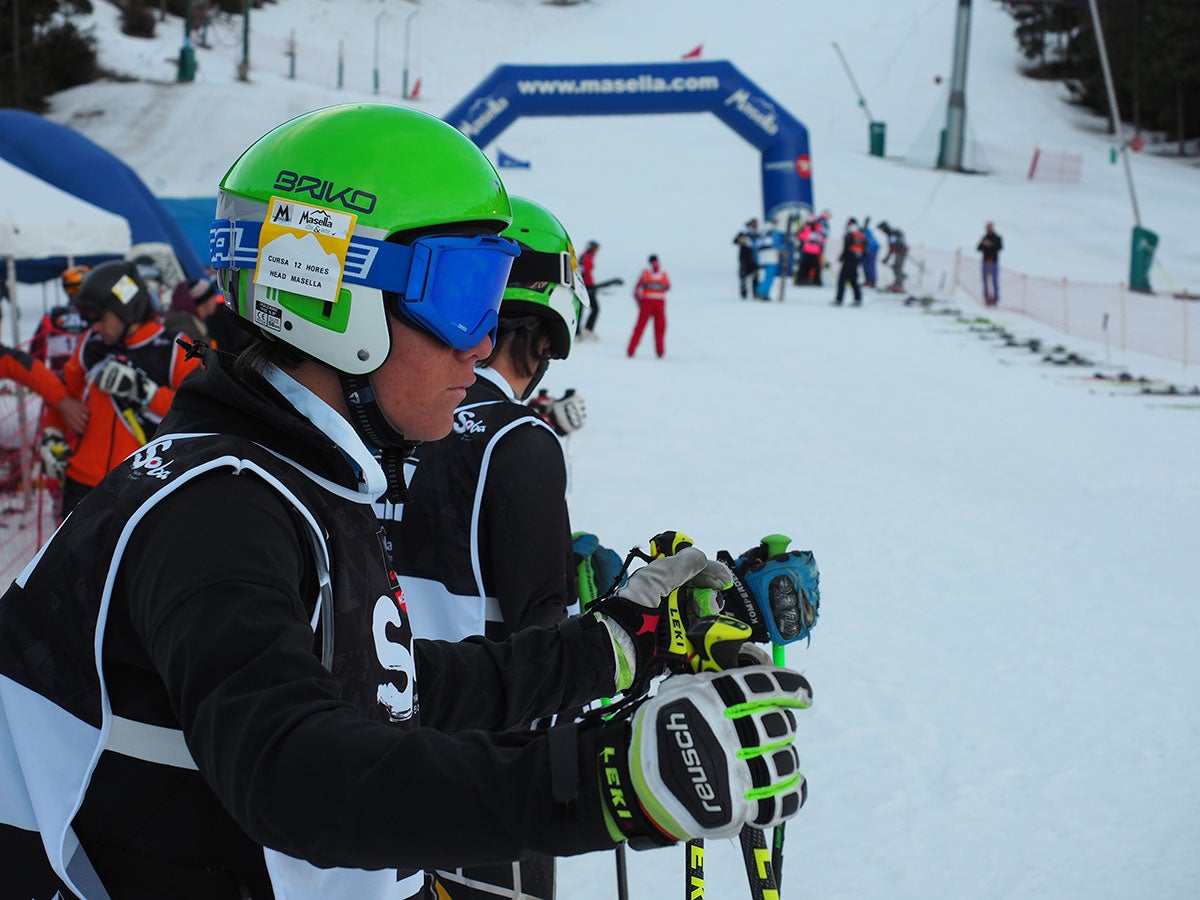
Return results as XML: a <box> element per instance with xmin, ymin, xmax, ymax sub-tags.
<box><xmin>724</xmin><ymin>90</ymin><xmax>780</xmax><ymax>136</ymax></box>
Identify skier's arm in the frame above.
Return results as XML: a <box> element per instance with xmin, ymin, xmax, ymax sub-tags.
<box><xmin>0</xmin><ymin>346</ymin><xmax>69</xmax><ymax>408</ymax></box>
<box><xmin>480</xmin><ymin>420</ymin><xmax>575</xmax><ymax>631</ymax></box>
<box><xmin>120</xmin><ymin>472</ymin><xmax>613</xmax><ymax>868</ymax></box>
<box><xmin>120</xmin><ymin>475</ymin><xmax>811</xmax><ymax>868</ymax></box>
<box><xmin>415</xmin><ymin>614</ymin><xmax>617</xmax><ymax>733</ymax></box>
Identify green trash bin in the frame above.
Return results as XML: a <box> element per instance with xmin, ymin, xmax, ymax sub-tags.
<box><xmin>869</xmin><ymin>121</ymin><xmax>886</xmax><ymax>157</ymax></box>
<box><xmin>177</xmin><ymin>43</ymin><xmax>196</xmax><ymax>83</ymax></box>
<box><xmin>1129</xmin><ymin>225</ymin><xmax>1158</xmax><ymax>293</ymax></box>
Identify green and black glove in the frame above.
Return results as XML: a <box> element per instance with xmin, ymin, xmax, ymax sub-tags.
<box><xmin>590</xmin><ymin>664</ymin><xmax>812</xmax><ymax>847</ymax></box>
<box><xmin>591</xmin><ymin>546</ymin><xmax>728</xmax><ymax>693</ymax></box>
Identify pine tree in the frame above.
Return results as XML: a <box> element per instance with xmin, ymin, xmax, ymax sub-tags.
<box><xmin>0</xmin><ymin>0</ymin><xmax>97</xmax><ymax>111</ymax></box>
<box><xmin>1001</xmin><ymin>0</ymin><xmax>1200</xmax><ymax>153</ymax></box>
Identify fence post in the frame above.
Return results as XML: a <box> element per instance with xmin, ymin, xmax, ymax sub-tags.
<box><xmin>1119</xmin><ymin>281</ymin><xmax>1127</xmax><ymax>352</ymax></box>
<box><xmin>1020</xmin><ymin>273</ymin><xmax>1027</xmax><ymax>314</ymax></box>
<box><xmin>1062</xmin><ymin>277</ymin><xmax>1070</xmax><ymax>333</ymax></box>
<box><xmin>952</xmin><ymin>248</ymin><xmax>962</xmax><ymax>297</ymax></box>
<box><xmin>1184</xmin><ymin>296</ymin><xmax>1190</xmax><ymax>368</ymax></box>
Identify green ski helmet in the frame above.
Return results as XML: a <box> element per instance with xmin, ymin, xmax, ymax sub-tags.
<box><xmin>212</xmin><ymin>103</ymin><xmax>514</xmax><ymax>376</ymax></box>
<box><xmin>500</xmin><ymin>197</ymin><xmax>586</xmax><ymax>359</ymax></box>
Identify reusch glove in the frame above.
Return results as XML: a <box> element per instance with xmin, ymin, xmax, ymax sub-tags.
<box><xmin>592</xmin><ymin>547</ymin><xmax>730</xmax><ymax>693</ymax></box>
<box><xmin>38</xmin><ymin>428</ymin><xmax>70</xmax><ymax>481</ymax></box>
<box><xmin>97</xmin><ymin>358</ymin><xmax>158</xmax><ymax>407</ymax></box>
<box><xmin>718</xmin><ymin>535</ymin><xmax>820</xmax><ymax>646</ymax></box>
<box><xmin>572</xmin><ymin>531</ymin><xmax>626</xmax><ymax>610</ymax></box>
<box><xmin>595</xmin><ymin>665</ymin><xmax>812</xmax><ymax>846</ymax></box>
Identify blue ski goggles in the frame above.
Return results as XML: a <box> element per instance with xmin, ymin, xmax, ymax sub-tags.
<box><xmin>209</xmin><ymin>219</ymin><xmax>521</xmax><ymax>350</ymax></box>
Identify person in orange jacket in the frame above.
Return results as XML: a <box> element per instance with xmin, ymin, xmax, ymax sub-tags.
<box><xmin>0</xmin><ymin>345</ymin><xmax>88</xmax><ymax>435</ymax></box>
<box><xmin>626</xmin><ymin>254</ymin><xmax>671</xmax><ymax>358</ymax></box>
<box><xmin>57</xmin><ymin>259</ymin><xmax>202</xmax><ymax>514</ymax></box>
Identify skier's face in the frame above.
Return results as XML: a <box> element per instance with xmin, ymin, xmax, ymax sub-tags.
<box><xmin>90</xmin><ymin>310</ymin><xmax>128</xmax><ymax>346</ymax></box>
<box><xmin>371</xmin><ymin>314</ymin><xmax>491</xmax><ymax>441</ymax></box>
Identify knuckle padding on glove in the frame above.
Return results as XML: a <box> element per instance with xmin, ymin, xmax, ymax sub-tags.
<box><xmin>625</xmin><ymin>547</ymin><xmax>708</xmax><ymax>601</ymax></box>
<box><xmin>625</xmin><ymin>665</ymin><xmax>810</xmax><ymax>840</ymax></box>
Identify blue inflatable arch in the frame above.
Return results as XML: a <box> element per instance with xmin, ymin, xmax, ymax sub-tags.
<box><xmin>443</xmin><ymin>61</ymin><xmax>814</xmax><ymax>222</ymax></box>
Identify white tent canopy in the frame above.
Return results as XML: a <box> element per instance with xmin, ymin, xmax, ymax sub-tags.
<box><xmin>0</xmin><ymin>156</ymin><xmax>131</xmax><ymax>261</ymax></box>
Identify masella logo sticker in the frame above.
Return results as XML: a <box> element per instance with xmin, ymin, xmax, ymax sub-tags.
<box><xmin>253</xmin><ymin>197</ymin><xmax>356</xmax><ymax>304</ymax></box>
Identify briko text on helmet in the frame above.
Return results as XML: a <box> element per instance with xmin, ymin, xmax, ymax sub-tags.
<box><xmin>274</xmin><ymin>170</ymin><xmax>377</xmax><ymax>214</ymax></box>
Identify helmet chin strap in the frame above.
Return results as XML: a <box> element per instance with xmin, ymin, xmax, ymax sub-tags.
<box><xmin>520</xmin><ymin>355</ymin><xmax>551</xmax><ymax>401</ymax></box>
<box><xmin>339</xmin><ymin>371</ymin><xmax>418</xmax><ymax>503</ymax></box>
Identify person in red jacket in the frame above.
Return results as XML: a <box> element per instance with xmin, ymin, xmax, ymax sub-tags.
<box><xmin>57</xmin><ymin>259</ymin><xmax>202</xmax><ymax>514</ymax></box>
<box><xmin>626</xmin><ymin>254</ymin><xmax>671</xmax><ymax>358</ymax></box>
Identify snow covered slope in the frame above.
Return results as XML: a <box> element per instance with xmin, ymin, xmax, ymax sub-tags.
<box><xmin>23</xmin><ymin>3</ymin><xmax>1200</xmax><ymax>899</ymax></box>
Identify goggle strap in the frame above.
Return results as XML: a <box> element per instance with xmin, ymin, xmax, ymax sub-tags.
<box><xmin>208</xmin><ymin>218</ymin><xmax>415</xmax><ymax>292</ymax></box>
<box><xmin>507</xmin><ymin>249</ymin><xmax>571</xmax><ymax>287</ymax></box>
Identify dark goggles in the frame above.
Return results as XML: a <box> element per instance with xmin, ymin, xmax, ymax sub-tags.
<box><xmin>507</xmin><ymin>248</ymin><xmax>574</xmax><ymax>289</ymax></box>
<box><xmin>72</xmin><ymin>303</ymin><xmax>103</xmax><ymax>324</ymax></box>
<box><xmin>210</xmin><ymin>219</ymin><xmax>521</xmax><ymax>351</ymax></box>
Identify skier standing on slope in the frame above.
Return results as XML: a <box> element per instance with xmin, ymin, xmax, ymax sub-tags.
<box><xmin>380</xmin><ymin>195</ymin><xmax>591</xmax><ymax>900</ymax></box>
<box><xmin>627</xmin><ymin>254</ymin><xmax>671</xmax><ymax>358</ymax></box>
<box><xmin>0</xmin><ymin>103</ymin><xmax>812</xmax><ymax>900</ymax></box>
<box><xmin>734</xmin><ymin>218</ymin><xmax>760</xmax><ymax>299</ymax></box>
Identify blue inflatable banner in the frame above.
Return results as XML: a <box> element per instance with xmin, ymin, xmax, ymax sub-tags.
<box><xmin>496</xmin><ymin>149</ymin><xmax>531</xmax><ymax>169</ymax></box>
<box><xmin>443</xmin><ymin>61</ymin><xmax>813</xmax><ymax>222</ymax></box>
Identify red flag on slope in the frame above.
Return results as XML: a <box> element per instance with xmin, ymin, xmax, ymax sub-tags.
<box><xmin>409</xmin><ymin>78</ymin><xmax>422</xmax><ymax>100</ymax></box>
<box><xmin>681</xmin><ymin>44</ymin><xmax>703</xmax><ymax>59</ymax></box>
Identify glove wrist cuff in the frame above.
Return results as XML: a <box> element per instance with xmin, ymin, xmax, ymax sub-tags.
<box><xmin>594</xmin><ymin>612</ymin><xmax>637</xmax><ymax>692</ymax></box>
<box><xmin>587</xmin><ymin>719</ymin><xmax>676</xmax><ymax>849</ymax></box>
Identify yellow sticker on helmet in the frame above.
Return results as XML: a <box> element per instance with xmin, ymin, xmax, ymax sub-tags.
<box><xmin>253</xmin><ymin>197</ymin><xmax>356</xmax><ymax>304</ymax></box>
<box><xmin>110</xmin><ymin>274</ymin><xmax>141</xmax><ymax>305</ymax></box>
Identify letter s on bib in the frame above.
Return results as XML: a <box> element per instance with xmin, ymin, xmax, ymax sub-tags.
<box><xmin>372</xmin><ymin>595</ymin><xmax>416</xmax><ymax>722</ymax></box>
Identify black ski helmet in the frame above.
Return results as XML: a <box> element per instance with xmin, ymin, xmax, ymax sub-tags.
<box><xmin>72</xmin><ymin>260</ymin><xmax>157</xmax><ymax>326</ymax></box>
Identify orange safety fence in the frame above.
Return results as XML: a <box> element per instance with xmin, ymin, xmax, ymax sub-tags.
<box><xmin>0</xmin><ymin>382</ymin><xmax>59</xmax><ymax>588</ymax></box>
<box><xmin>907</xmin><ymin>245</ymin><xmax>1199</xmax><ymax>367</ymax></box>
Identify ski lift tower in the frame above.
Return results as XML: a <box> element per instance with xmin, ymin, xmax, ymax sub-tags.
<box><xmin>939</xmin><ymin>0</ymin><xmax>972</xmax><ymax>172</ymax></box>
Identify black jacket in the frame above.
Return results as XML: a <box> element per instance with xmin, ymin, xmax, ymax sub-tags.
<box><xmin>0</xmin><ymin>349</ymin><xmax>622</xmax><ymax>899</ymax></box>
<box><xmin>381</xmin><ymin>369</ymin><xmax>575</xmax><ymax>644</ymax></box>
<box><xmin>977</xmin><ymin>231</ymin><xmax>1003</xmax><ymax>262</ymax></box>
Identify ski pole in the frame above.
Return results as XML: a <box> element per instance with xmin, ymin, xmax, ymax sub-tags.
<box><xmin>760</xmin><ymin>533</ymin><xmax>794</xmax><ymax>891</ymax></box>
<box><xmin>631</xmin><ymin>532</ymin><xmax>708</xmax><ymax>900</ymax></box>
<box><xmin>574</xmin><ymin>541</ymin><xmax>632</xmax><ymax>900</ymax></box>
<box><xmin>685</xmin><ymin>837</ymin><xmax>704</xmax><ymax>899</ymax></box>
<box><xmin>740</xmin><ymin>822</ymin><xmax>780</xmax><ymax>900</ymax></box>
<box><xmin>616</xmin><ymin>842</ymin><xmax>630</xmax><ymax>900</ymax></box>
<box><xmin>771</xmin><ymin>639</ymin><xmax>789</xmax><ymax>889</ymax></box>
